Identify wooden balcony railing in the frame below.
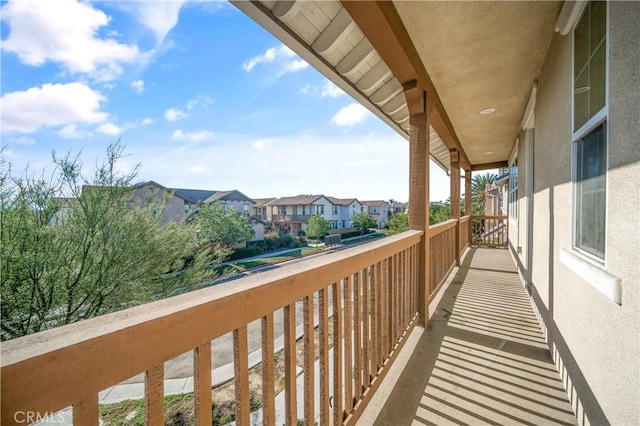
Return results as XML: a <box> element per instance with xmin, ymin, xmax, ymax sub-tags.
<box><xmin>428</xmin><ymin>219</ymin><xmax>458</xmax><ymax>300</ymax></box>
<box><xmin>459</xmin><ymin>215</ymin><xmax>471</xmax><ymax>255</ymax></box>
<box><xmin>471</xmin><ymin>215</ymin><xmax>509</xmax><ymax>248</ymax></box>
<box><xmin>272</xmin><ymin>214</ymin><xmax>311</xmax><ymax>222</ymax></box>
<box><xmin>1</xmin><ymin>231</ymin><xmax>425</xmax><ymax>426</ymax></box>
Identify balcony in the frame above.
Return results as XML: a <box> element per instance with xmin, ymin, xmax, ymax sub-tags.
<box><xmin>1</xmin><ymin>215</ymin><xmax>578</xmax><ymax>425</ymax></box>
<box><xmin>271</xmin><ymin>214</ymin><xmax>311</xmax><ymax>223</ymax></box>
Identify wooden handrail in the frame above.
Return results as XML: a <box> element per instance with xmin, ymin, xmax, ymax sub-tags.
<box><xmin>429</xmin><ymin>218</ymin><xmax>457</xmax><ymax>236</ymax></box>
<box><xmin>1</xmin><ymin>230</ymin><xmax>423</xmax><ymax>425</ymax></box>
<box><xmin>459</xmin><ymin>215</ymin><xmax>471</xmax><ymax>223</ymax></box>
<box><xmin>471</xmin><ymin>215</ymin><xmax>508</xmax><ymax>220</ymax></box>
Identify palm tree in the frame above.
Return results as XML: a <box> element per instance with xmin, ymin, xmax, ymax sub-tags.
<box><xmin>471</xmin><ymin>173</ymin><xmax>496</xmax><ymax>214</ymax></box>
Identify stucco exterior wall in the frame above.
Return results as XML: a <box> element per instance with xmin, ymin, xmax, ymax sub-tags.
<box><xmin>133</xmin><ymin>183</ymin><xmax>185</xmax><ymax>224</ymax></box>
<box><xmin>511</xmin><ymin>4</ymin><xmax>640</xmax><ymax>424</ymax></box>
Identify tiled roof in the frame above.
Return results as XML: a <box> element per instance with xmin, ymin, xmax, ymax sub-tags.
<box><xmin>170</xmin><ymin>188</ymin><xmax>216</xmax><ymax>203</ymax></box>
<box><xmin>327</xmin><ymin>197</ymin><xmax>358</xmax><ymax>206</ymax></box>
<box><xmin>270</xmin><ymin>195</ymin><xmax>324</xmax><ymax>206</ymax></box>
<box><xmin>253</xmin><ymin>197</ymin><xmax>277</xmax><ymax>206</ymax></box>
<box><xmin>204</xmin><ymin>190</ymin><xmax>255</xmax><ymax>204</ymax></box>
<box><xmin>361</xmin><ymin>200</ymin><xmax>388</xmax><ymax>207</ymax></box>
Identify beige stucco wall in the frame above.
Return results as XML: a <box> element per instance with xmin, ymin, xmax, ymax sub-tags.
<box><xmin>511</xmin><ymin>3</ymin><xmax>640</xmax><ymax>424</ymax></box>
<box><xmin>133</xmin><ymin>183</ymin><xmax>185</xmax><ymax>224</ymax></box>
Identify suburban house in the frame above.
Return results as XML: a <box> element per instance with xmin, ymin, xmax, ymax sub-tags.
<box><xmin>172</xmin><ymin>188</ymin><xmax>256</xmax><ymax>216</ymax></box>
<box><xmin>252</xmin><ymin>197</ymin><xmax>277</xmax><ymax>221</ymax></box>
<box><xmin>390</xmin><ymin>202</ymin><xmax>408</xmax><ymax>215</ymax></box>
<box><xmin>327</xmin><ymin>197</ymin><xmax>363</xmax><ymax>230</ymax></box>
<box><xmin>131</xmin><ymin>181</ymin><xmax>189</xmax><ymax>224</ymax></box>
<box><xmin>483</xmin><ymin>182</ymin><xmax>504</xmax><ymax>216</ymax></box>
<box><xmin>270</xmin><ymin>194</ymin><xmax>333</xmax><ymax>236</ymax></box>
<box><xmin>3</xmin><ymin>2</ymin><xmax>638</xmax><ymax>426</ymax></box>
<box><xmin>362</xmin><ymin>200</ymin><xmax>390</xmax><ymax>228</ymax></box>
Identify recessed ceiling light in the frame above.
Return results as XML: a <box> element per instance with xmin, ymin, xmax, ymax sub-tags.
<box><xmin>484</xmin><ymin>151</ymin><xmax>494</xmax><ymax>155</ymax></box>
<box><xmin>480</xmin><ymin>107</ymin><xmax>496</xmax><ymax>115</ymax></box>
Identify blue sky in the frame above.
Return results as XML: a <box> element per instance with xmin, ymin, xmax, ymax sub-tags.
<box><xmin>0</xmin><ymin>0</ymin><xmax>454</xmax><ymax>202</ymax></box>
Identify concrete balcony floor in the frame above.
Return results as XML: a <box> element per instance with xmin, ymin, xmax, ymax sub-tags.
<box><xmin>359</xmin><ymin>248</ymin><xmax>577</xmax><ymax>426</ymax></box>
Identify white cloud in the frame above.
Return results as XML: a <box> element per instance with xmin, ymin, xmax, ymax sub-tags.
<box><xmin>1</xmin><ymin>0</ymin><xmax>142</xmax><ymax>81</ymax></box>
<box><xmin>242</xmin><ymin>45</ymin><xmax>308</xmax><ymax>75</ymax></box>
<box><xmin>321</xmin><ymin>80</ymin><xmax>345</xmax><ymax>98</ymax></box>
<box><xmin>58</xmin><ymin>124</ymin><xmax>89</xmax><ymax>139</ymax></box>
<box><xmin>96</xmin><ymin>122</ymin><xmax>122</xmax><ymax>136</ymax></box>
<box><xmin>126</xmin><ymin>0</ymin><xmax>186</xmax><ymax>44</ymax></box>
<box><xmin>131</xmin><ymin>80</ymin><xmax>144</xmax><ymax>94</ymax></box>
<box><xmin>141</xmin><ymin>117</ymin><xmax>155</xmax><ymax>126</ymax></box>
<box><xmin>9</xmin><ymin>136</ymin><xmax>35</xmax><ymax>145</ymax></box>
<box><xmin>330</xmin><ymin>103</ymin><xmax>371</xmax><ymax>128</ymax></box>
<box><xmin>252</xmin><ymin>139</ymin><xmax>275</xmax><ymax>150</ymax></box>
<box><xmin>1</xmin><ymin>83</ymin><xmax>107</xmax><ymax>133</ymax></box>
<box><xmin>186</xmin><ymin>94</ymin><xmax>213</xmax><ymax>110</ymax></box>
<box><xmin>172</xmin><ymin>130</ymin><xmax>213</xmax><ymax>142</ymax></box>
<box><xmin>164</xmin><ymin>108</ymin><xmax>189</xmax><ymax>122</ymax></box>
<box><xmin>299</xmin><ymin>85</ymin><xmax>312</xmax><ymax>94</ymax></box>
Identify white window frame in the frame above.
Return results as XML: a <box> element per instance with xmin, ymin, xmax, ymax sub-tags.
<box><xmin>570</xmin><ymin>1</ymin><xmax>609</xmax><ymax>265</ymax></box>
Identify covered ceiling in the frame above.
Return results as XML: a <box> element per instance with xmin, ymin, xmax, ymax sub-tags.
<box><xmin>233</xmin><ymin>0</ymin><xmax>563</xmax><ymax>171</ymax></box>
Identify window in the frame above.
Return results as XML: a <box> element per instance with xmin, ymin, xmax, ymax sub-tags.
<box><xmin>278</xmin><ymin>206</ymin><xmax>286</xmax><ymax>215</ymax></box>
<box><xmin>360</xmin><ymin>206</ymin><xmax>364</xmax><ymax>212</ymax></box>
<box><xmin>574</xmin><ymin>1</ymin><xmax>606</xmax><ymax>133</ymax></box>
<box><xmin>508</xmin><ymin>160</ymin><xmax>518</xmax><ymax>220</ymax></box>
<box><xmin>317</xmin><ymin>205</ymin><xmax>324</xmax><ymax>215</ymax></box>
<box><xmin>573</xmin><ymin>1</ymin><xmax>607</xmax><ymax>260</ymax></box>
<box><xmin>575</xmin><ymin>123</ymin><xmax>606</xmax><ymax>259</ymax></box>
<box><xmin>333</xmin><ymin>206</ymin><xmax>338</xmax><ymax>215</ymax></box>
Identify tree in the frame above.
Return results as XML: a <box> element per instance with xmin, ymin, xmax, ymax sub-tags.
<box><xmin>193</xmin><ymin>203</ymin><xmax>254</xmax><ymax>248</ymax></box>
<box><xmin>1</xmin><ymin>143</ymin><xmax>217</xmax><ymax>340</ymax></box>
<box><xmin>351</xmin><ymin>211</ymin><xmax>377</xmax><ymax>235</ymax></box>
<box><xmin>471</xmin><ymin>173</ymin><xmax>497</xmax><ymax>214</ymax></box>
<box><xmin>306</xmin><ymin>214</ymin><xmax>331</xmax><ymax>240</ymax></box>
<box><xmin>387</xmin><ymin>212</ymin><xmax>409</xmax><ymax>235</ymax></box>
<box><xmin>429</xmin><ymin>203</ymin><xmax>451</xmax><ymax>225</ymax></box>
<box><xmin>273</xmin><ymin>221</ymin><xmax>291</xmax><ymax>237</ymax></box>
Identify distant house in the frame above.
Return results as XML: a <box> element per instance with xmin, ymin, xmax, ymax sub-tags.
<box><xmin>270</xmin><ymin>194</ymin><xmax>332</xmax><ymax>236</ymax></box>
<box><xmin>50</xmin><ymin>197</ymin><xmax>80</xmax><ymax>226</ymax></box>
<box><xmin>390</xmin><ymin>202</ymin><xmax>408</xmax><ymax>215</ymax></box>
<box><xmin>362</xmin><ymin>200</ymin><xmax>390</xmax><ymax>228</ymax></box>
<box><xmin>172</xmin><ymin>188</ymin><xmax>255</xmax><ymax>216</ymax></box>
<box><xmin>483</xmin><ymin>183</ymin><xmax>505</xmax><ymax>216</ymax></box>
<box><xmin>131</xmin><ymin>181</ymin><xmax>189</xmax><ymax>224</ymax></box>
<box><xmin>327</xmin><ymin>197</ymin><xmax>363</xmax><ymax>229</ymax></box>
<box><xmin>252</xmin><ymin>198</ymin><xmax>277</xmax><ymax>221</ymax></box>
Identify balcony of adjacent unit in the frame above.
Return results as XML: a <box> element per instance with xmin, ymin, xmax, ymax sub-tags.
<box><xmin>271</xmin><ymin>214</ymin><xmax>311</xmax><ymax>223</ymax></box>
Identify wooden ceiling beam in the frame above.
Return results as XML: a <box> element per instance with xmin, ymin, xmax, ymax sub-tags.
<box><xmin>341</xmin><ymin>0</ymin><xmax>471</xmax><ymax>171</ymax></box>
<box><xmin>471</xmin><ymin>161</ymin><xmax>508</xmax><ymax>172</ymax></box>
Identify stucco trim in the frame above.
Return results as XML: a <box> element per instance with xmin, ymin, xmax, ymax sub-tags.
<box><xmin>559</xmin><ymin>248</ymin><xmax>621</xmax><ymax>305</ymax></box>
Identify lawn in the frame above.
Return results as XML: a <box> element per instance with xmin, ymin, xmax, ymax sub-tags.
<box><xmin>235</xmin><ymin>247</ymin><xmax>324</xmax><ymax>269</ymax></box>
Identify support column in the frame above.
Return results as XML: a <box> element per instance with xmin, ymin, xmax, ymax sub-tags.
<box><xmin>465</xmin><ymin>169</ymin><xmax>472</xmax><ymax>217</ymax></box>
<box><xmin>405</xmin><ymin>80</ymin><xmax>430</xmax><ymax>327</ymax></box>
<box><xmin>450</xmin><ymin>149</ymin><xmax>461</xmax><ymax>266</ymax></box>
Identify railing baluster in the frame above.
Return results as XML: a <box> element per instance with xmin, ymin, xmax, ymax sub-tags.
<box><xmin>284</xmin><ymin>304</ymin><xmax>297</xmax><ymax>426</ymax></box>
<box><xmin>343</xmin><ymin>276</ymin><xmax>353</xmax><ymax>414</ymax></box>
<box><xmin>303</xmin><ymin>295</ymin><xmax>315</xmax><ymax>426</ymax></box>
<box><xmin>194</xmin><ymin>343</ymin><xmax>212</xmax><ymax>426</ymax></box>
<box><xmin>262</xmin><ymin>314</ymin><xmax>275</xmax><ymax>426</ymax></box>
<box><xmin>332</xmin><ymin>282</ymin><xmax>344</xmax><ymax>426</ymax></box>
<box><xmin>145</xmin><ymin>364</ymin><xmax>164</xmax><ymax>425</ymax></box>
<box><xmin>319</xmin><ymin>287</ymin><xmax>330</xmax><ymax>426</ymax></box>
<box><xmin>73</xmin><ymin>397</ymin><xmax>98</xmax><ymax>425</ymax></box>
<box><xmin>234</xmin><ymin>326</ymin><xmax>250</xmax><ymax>425</ymax></box>
<box><xmin>353</xmin><ymin>270</ymin><xmax>362</xmax><ymax>402</ymax></box>
<box><xmin>374</xmin><ymin>262</ymin><xmax>382</xmax><ymax>372</ymax></box>
<box><xmin>363</xmin><ymin>267</ymin><xmax>371</xmax><ymax>388</ymax></box>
